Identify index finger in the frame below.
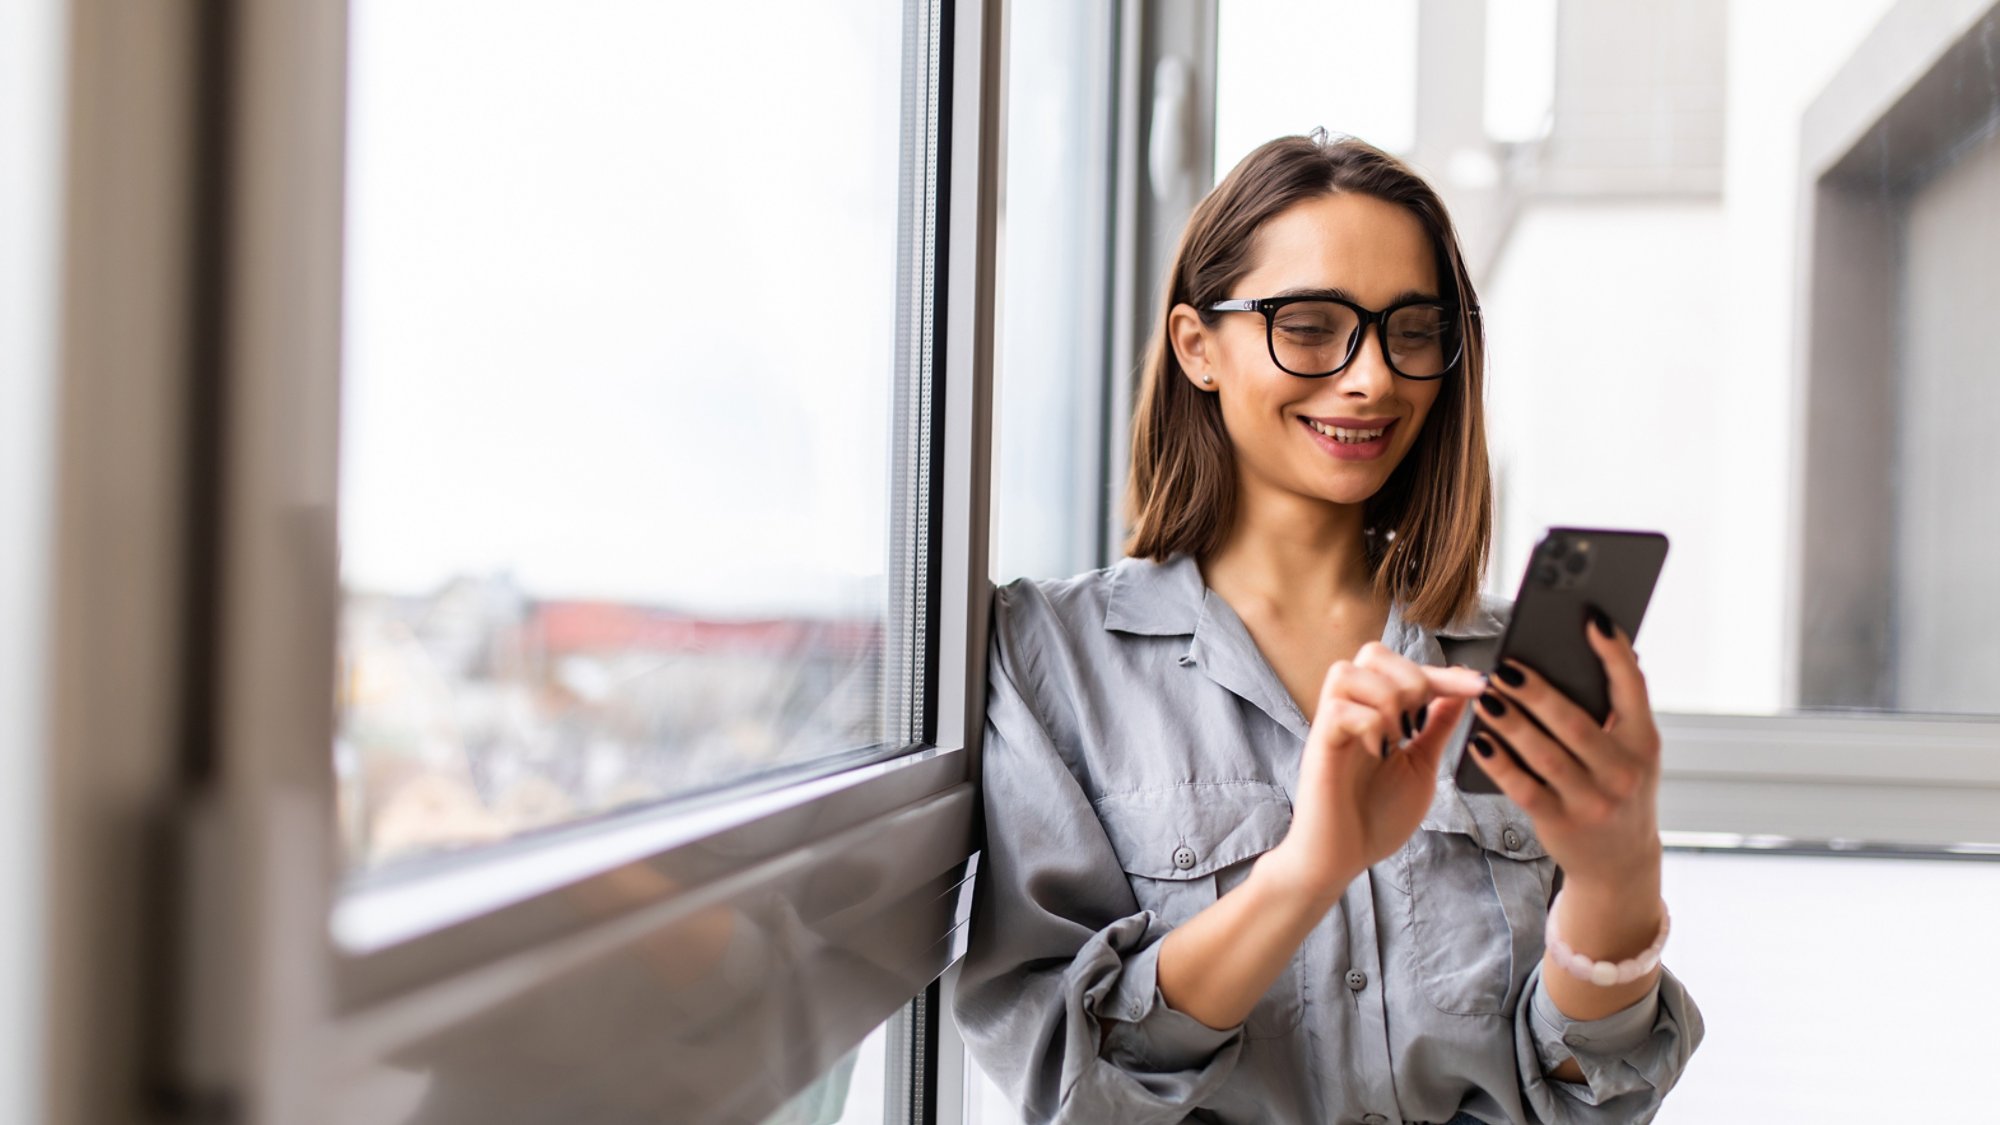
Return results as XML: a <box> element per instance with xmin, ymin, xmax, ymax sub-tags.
<box><xmin>1352</xmin><ymin>641</ymin><xmax>1433</xmax><ymax>710</ymax></box>
<box><xmin>1354</xmin><ymin>642</ymin><xmax>1489</xmax><ymax>701</ymax></box>
<box><xmin>1423</xmin><ymin>664</ymin><xmax>1490</xmax><ymax>698</ymax></box>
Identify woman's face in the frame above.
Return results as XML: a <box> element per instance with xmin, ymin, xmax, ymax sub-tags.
<box><xmin>1170</xmin><ymin>191</ymin><xmax>1450</xmax><ymax>510</ymax></box>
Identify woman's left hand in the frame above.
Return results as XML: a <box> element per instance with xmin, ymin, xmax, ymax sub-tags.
<box><xmin>1465</xmin><ymin>608</ymin><xmax>1662</xmax><ymax>890</ymax></box>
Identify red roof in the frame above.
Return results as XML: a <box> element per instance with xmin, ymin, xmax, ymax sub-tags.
<box><xmin>527</xmin><ymin>601</ymin><xmax>881</xmax><ymax>655</ymax></box>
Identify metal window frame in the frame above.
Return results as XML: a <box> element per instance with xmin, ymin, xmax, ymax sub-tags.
<box><xmin>1655</xmin><ymin>712</ymin><xmax>2000</xmax><ymax>852</ymax></box>
<box><xmin>133</xmin><ymin>1</ymin><xmax>1007</xmax><ymax>1122</ymax></box>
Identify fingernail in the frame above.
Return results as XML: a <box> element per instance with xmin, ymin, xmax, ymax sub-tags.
<box><xmin>1414</xmin><ymin>706</ymin><xmax>1429</xmax><ymax>732</ymax></box>
<box><xmin>1589</xmin><ymin>606</ymin><xmax>1614</xmax><ymax>639</ymax></box>
<box><xmin>1380</xmin><ymin>735</ymin><xmax>1390</xmax><ymax>758</ymax></box>
<box><xmin>1400</xmin><ymin>711</ymin><xmax>1414</xmax><ymax>740</ymax></box>
<box><xmin>1478</xmin><ymin>691</ymin><xmax>1507</xmax><ymax>718</ymax></box>
<box><xmin>1494</xmin><ymin>662</ymin><xmax>1525</xmax><ymax>688</ymax></box>
<box><xmin>1471</xmin><ymin>733</ymin><xmax>1495</xmax><ymax>758</ymax></box>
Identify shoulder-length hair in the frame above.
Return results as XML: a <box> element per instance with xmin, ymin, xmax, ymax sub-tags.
<box><xmin>1121</xmin><ymin>131</ymin><xmax>1492</xmax><ymax>631</ymax></box>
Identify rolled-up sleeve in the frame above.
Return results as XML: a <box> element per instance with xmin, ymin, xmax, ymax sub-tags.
<box><xmin>951</xmin><ymin>585</ymin><xmax>1244</xmax><ymax>1125</ymax></box>
<box><xmin>1513</xmin><ymin>961</ymin><xmax>1705</xmax><ymax>1122</ymax></box>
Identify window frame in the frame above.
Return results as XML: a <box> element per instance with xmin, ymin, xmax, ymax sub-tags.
<box><xmin>152</xmin><ymin>1</ymin><xmax>1006</xmax><ymax>1121</ymax></box>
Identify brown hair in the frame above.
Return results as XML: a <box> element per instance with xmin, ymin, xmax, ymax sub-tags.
<box><xmin>1121</xmin><ymin>131</ymin><xmax>1492</xmax><ymax>630</ymax></box>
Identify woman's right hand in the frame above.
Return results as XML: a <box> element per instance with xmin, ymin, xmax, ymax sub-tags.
<box><xmin>1258</xmin><ymin>643</ymin><xmax>1488</xmax><ymax>908</ymax></box>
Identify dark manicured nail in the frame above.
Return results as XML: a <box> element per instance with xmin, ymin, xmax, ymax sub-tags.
<box><xmin>1471</xmin><ymin>733</ymin><xmax>1495</xmax><ymax>758</ymax></box>
<box><xmin>1589</xmin><ymin>606</ymin><xmax>1615</xmax><ymax>639</ymax></box>
<box><xmin>1401</xmin><ymin>711</ymin><xmax>1414</xmax><ymax>740</ymax></box>
<box><xmin>1479</xmin><ymin>692</ymin><xmax>1507</xmax><ymax>718</ymax></box>
<box><xmin>1414</xmin><ymin>705</ymin><xmax>1429</xmax><ymax>732</ymax></box>
<box><xmin>1494</xmin><ymin>662</ymin><xmax>1525</xmax><ymax>688</ymax></box>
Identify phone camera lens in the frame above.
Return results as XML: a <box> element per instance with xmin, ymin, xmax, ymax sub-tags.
<box><xmin>1546</xmin><ymin>537</ymin><xmax>1569</xmax><ymax>558</ymax></box>
<box><xmin>1533</xmin><ymin>562</ymin><xmax>1560</xmax><ymax>585</ymax></box>
<box><xmin>1564</xmin><ymin>552</ymin><xmax>1588</xmax><ymax>575</ymax></box>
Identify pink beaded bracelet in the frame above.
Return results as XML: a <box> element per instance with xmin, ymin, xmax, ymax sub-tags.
<box><xmin>1544</xmin><ymin>891</ymin><xmax>1671</xmax><ymax>986</ymax></box>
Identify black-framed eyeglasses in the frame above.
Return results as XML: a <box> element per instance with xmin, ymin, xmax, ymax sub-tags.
<box><xmin>1206</xmin><ymin>294</ymin><xmax>1478</xmax><ymax>380</ymax></box>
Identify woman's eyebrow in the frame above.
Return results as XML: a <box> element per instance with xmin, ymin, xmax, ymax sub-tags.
<box><xmin>1272</xmin><ymin>285</ymin><xmax>1442</xmax><ymax>305</ymax></box>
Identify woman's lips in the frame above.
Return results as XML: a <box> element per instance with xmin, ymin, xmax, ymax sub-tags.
<box><xmin>1298</xmin><ymin>415</ymin><xmax>1395</xmax><ymax>461</ymax></box>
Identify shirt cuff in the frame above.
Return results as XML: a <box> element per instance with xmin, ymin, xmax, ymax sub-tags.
<box><xmin>1092</xmin><ymin>918</ymin><xmax>1245</xmax><ymax>1066</ymax></box>
<box><xmin>1529</xmin><ymin>969</ymin><xmax>1663</xmax><ymax>1101</ymax></box>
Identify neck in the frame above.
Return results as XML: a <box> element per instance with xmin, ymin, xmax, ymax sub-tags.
<box><xmin>1198</xmin><ymin>480</ymin><xmax>1380</xmax><ymax>624</ymax></box>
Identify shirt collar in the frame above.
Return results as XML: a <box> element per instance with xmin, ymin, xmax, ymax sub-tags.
<box><xmin>1103</xmin><ymin>550</ymin><xmax>1507</xmax><ymax>644</ymax></box>
<box><xmin>1101</xmin><ymin>551</ymin><xmax>1206</xmax><ymax>636</ymax></box>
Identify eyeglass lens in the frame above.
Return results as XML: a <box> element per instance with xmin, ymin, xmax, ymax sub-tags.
<box><xmin>1270</xmin><ymin>300</ymin><xmax>1459</xmax><ymax>378</ymax></box>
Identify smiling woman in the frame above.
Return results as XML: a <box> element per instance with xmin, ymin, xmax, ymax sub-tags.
<box><xmin>953</xmin><ymin>133</ymin><xmax>1702</xmax><ymax>1125</ymax></box>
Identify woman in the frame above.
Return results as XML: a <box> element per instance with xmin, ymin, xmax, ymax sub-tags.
<box><xmin>952</xmin><ymin>132</ymin><xmax>1703</xmax><ymax>1125</ymax></box>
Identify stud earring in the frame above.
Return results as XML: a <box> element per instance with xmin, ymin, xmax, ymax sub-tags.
<box><xmin>1200</xmin><ymin>374</ymin><xmax>1212</xmax><ymax>384</ymax></box>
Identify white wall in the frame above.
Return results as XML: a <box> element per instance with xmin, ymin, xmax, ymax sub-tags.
<box><xmin>0</xmin><ymin>0</ymin><xmax>64</xmax><ymax>1120</ymax></box>
<box><xmin>1656</xmin><ymin>850</ymin><xmax>2000</xmax><ymax>1121</ymax></box>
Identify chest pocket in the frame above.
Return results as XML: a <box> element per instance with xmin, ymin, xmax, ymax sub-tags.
<box><xmin>1092</xmin><ymin>780</ymin><xmax>1303</xmax><ymax>1039</ymax></box>
<box><xmin>1390</xmin><ymin>810</ymin><xmax>1555</xmax><ymax>1017</ymax></box>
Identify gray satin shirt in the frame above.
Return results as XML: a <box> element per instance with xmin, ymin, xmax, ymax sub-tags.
<box><xmin>952</xmin><ymin>551</ymin><xmax>1703</xmax><ymax>1125</ymax></box>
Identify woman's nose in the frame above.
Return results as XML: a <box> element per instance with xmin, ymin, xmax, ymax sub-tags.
<box><xmin>1334</xmin><ymin>323</ymin><xmax>1397</xmax><ymax>395</ymax></box>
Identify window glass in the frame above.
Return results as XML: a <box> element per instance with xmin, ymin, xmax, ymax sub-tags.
<box><xmin>336</xmin><ymin>1</ymin><xmax>917</xmax><ymax>871</ymax></box>
<box><xmin>1217</xmin><ymin>0</ymin><xmax>2000</xmax><ymax>718</ymax></box>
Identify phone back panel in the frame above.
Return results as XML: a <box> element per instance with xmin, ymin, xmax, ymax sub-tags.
<box><xmin>1453</xmin><ymin>527</ymin><xmax>1668</xmax><ymax>794</ymax></box>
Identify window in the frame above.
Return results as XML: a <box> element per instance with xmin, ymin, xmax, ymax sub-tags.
<box><xmin>337</xmin><ymin>0</ymin><xmax>920</xmax><ymax>872</ymax></box>
<box><xmin>104</xmin><ymin>0</ymin><xmax>993</xmax><ymax>1120</ymax></box>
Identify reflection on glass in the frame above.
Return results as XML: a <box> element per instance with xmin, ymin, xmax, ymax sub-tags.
<box><xmin>335</xmin><ymin>1</ymin><xmax>906</xmax><ymax>870</ymax></box>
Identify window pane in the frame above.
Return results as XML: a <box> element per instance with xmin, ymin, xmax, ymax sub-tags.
<box><xmin>1216</xmin><ymin>0</ymin><xmax>2000</xmax><ymax>718</ymax></box>
<box><xmin>1474</xmin><ymin>0</ymin><xmax>2000</xmax><ymax>717</ymax></box>
<box><xmin>335</xmin><ymin>1</ymin><xmax>921</xmax><ymax>872</ymax></box>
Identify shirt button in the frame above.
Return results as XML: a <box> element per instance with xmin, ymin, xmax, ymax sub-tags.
<box><xmin>1346</xmin><ymin>969</ymin><xmax>1367</xmax><ymax>991</ymax></box>
<box><xmin>1176</xmin><ymin>653</ymin><xmax>1195</xmax><ymax>666</ymax></box>
<box><xmin>1503</xmin><ymin>826</ymin><xmax>1524</xmax><ymax>851</ymax></box>
<box><xmin>1172</xmin><ymin>845</ymin><xmax>1197</xmax><ymax>870</ymax></box>
<box><xmin>1362</xmin><ymin>1114</ymin><xmax>1389</xmax><ymax>1124</ymax></box>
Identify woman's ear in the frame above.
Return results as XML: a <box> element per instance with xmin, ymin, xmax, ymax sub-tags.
<box><xmin>1168</xmin><ymin>303</ymin><xmax>1216</xmax><ymax>390</ymax></box>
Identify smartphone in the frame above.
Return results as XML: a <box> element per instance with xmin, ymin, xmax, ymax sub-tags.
<box><xmin>1453</xmin><ymin>527</ymin><xmax>1669</xmax><ymax>796</ymax></box>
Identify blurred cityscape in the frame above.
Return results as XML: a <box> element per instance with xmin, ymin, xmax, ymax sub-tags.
<box><xmin>335</xmin><ymin>573</ymin><xmax>886</xmax><ymax>870</ymax></box>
